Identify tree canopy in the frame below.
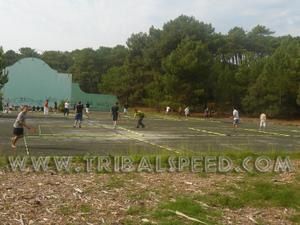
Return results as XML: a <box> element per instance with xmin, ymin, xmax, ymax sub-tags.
<box><xmin>1</xmin><ymin>15</ymin><xmax>299</xmax><ymax>117</ymax></box>
<box><xmin>0</xmin><ymin>47</ymin><xmax>8</xmax><ymax>90</ymax></box>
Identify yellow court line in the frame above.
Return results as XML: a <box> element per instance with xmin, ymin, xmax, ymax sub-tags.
<box><xmin>189</xmin><ymin>128</ymin><xmax>227</xmax><ymax>136</ymax></box>
<box><xmin>241</xmin><ymin>128</ymin><xmax>290</xmax><ymax>137</ymax></box>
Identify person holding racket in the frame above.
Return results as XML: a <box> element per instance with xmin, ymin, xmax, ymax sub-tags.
<box><xmin>11</xmin><ymin>105</ymin><xmax>34</xmax><ymax>149</ymax></box>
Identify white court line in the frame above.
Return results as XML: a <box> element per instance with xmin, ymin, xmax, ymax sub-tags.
<box><xmin>241</xmin><ymin>128</ymin><xmax>290</xmax><ymax>137</ymax></box>
<box><xmin>220</xmin><ymin>144</ymin><xmax>244</xmax><ymax>150</ymax></box>
<box><xmin>23</xmin><ymin>136</ymin><xmax>29</xmax><ymax>155</ymax></box>
<box><xmin>86</xmin><ymin>121</ymin><xmax>181</xmax><ymax>153</ymax></box>
<box><xmin>189</xmin><ymin>128</ymin><xmax>227</xmax><ymax>136</ymax></box>
<box><xmin>118</xmin><ymin>126</ymin><xmax>145</xmax><ymax>136</ymax></box>
<box><xmin>116</xmin><ymin>126</ymin><xmax>181</xmax><ymax>154</ymax></box>
<box><xmin>29</xmin><ymin>133</ymin><xmax>119</xmax><ymax>138</ymax></box>
<box><xmin>189</xmin><ymin>118</ymin><xmax>222</xmax><ymax>123</ymax></box>
<box><xmin>153</xmin><ymin>115</ymin><xmax>181</xmax><ymax>121</ymax></box>
<box><xmin>291</xmin><ymin>130</ymin><xmax>300</xmax><ymax>133</ymax></box>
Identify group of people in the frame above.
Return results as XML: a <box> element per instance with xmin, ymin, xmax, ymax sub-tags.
<box><xmin>10</xmin><ymin>101</ymin><xmax>145</xmax><ymax>148</ymax></box>
<box><xmin>232</xmin><ymin>107</ymin><xmax>267</xmax><ymax>130</ymax></box>
<box><xmin>41</xmin><ymin>99</ymin><xmax>90</xmax><ymax>118</ymax></box>
<box><xmin>111</xmin><ymin>102</ymin><xmax>145</xmax><ymax>129</ymax></box>
<box><xmin>43</xmin><ymin>99</ymin><xmax>58</xmax><ymax>115</ymax></box>
<box><xmin>10</xmin><ymin>102</ymin><xmax>268</xmax><ymax>149</ymax></box>
<box><xmin>165</xmin><ymin>106</ymin><xmax>190</xmax><ymax>118</ymax></box>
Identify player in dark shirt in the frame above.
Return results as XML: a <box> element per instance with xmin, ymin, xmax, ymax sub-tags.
<box><xmin>54</xmin><ymin>101</ymin><xmax>58</xmax><ymax>113</ymax></box>
<box><xmin>74</xmin><ymin>101</ymin><xmax>84</xmax><ymax>128</ymax></box>
<box><xmin>134</xmin><ymin>109</ymin><xmax>145</xmax><ymax>128</ymax></box>
<box><xmin>111</xmin><ymin>102</ymin><xmax>119</xmax><ymax>129</ymax></box>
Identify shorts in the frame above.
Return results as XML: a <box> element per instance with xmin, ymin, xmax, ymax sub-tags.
<box><xmin>233</xmin><ymin>118</ymin><xmax>240</xmax><ymax>125</ymax></box>
<box><xmin>13</xmin><ymin>128</ymin><xmax>24</xmax><ymax>136</ymax></box>
<box><xmin>75</xmin><ymin>113</ymin><xmax>83</xmax><ymax>121</ymax></box>
<box><xmin>260</xmin><ymin>121</ymin><xmax>266</xmax><ymax>128</ymax></box>
<box><xmin>112</xmin><ymin>114</ymin><xmax>118</xmax><ymax>121</ymax></box>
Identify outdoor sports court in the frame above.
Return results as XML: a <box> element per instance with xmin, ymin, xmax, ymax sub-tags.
<box><xmin>1</xmin><ymin>112</ymin><xmax>300</xmax><ymax>156</ymax></box>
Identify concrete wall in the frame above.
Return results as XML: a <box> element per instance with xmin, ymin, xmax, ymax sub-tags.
<box><xmin>3</xmin><ymin>57</ymin><xmax>117</xmax><ymax>111</ymax></box>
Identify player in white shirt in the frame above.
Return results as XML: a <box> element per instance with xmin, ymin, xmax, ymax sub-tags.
<box><xmin>259</xmin><ymin>113</ymin><xmax>267</xmax><ymax>130</ymax></box>
<box><xmin>64</xmin><ymin>101</ymin><xmax>70</xmax><ymax>116</ymax></box>
<box><xmin>184</xmin><ymin>106</ymin><xmax>190</xmax><ymax>118</ymax></box>
<box><xmin>233</xmin><ymin>108</ymin><xmax>239</xmax><ymax>129</ymax></box>
<box><xmin>165</xmin><ymin>106</ymin><xmax>171</xmax><ymax>115</ymax></box>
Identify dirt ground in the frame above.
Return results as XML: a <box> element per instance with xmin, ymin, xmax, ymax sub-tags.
<box><xmin>0</xmin><ymin>167</ymin><xmax>299</xmax><ymax>225</ymax></box>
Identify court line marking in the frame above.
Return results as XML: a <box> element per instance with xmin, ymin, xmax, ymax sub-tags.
<box><xmin>73</xmin><ymin>121</ymin><xmax>183</xmax><ymax>154</ymax></box>
<box><xmin>291</xmin><ymin>130</ymin><xmax>300</xmax><ymax>133</ymax></box>
<box><xmin>241</xmin><ymin>128</ymin><xmax>290</xmax><ymax>137</ymax></box>
<box><xmin>220</xmin><ymin>144</ymin><xmax>244</xmax><ymax>150</ymax></box>
<box><xmin>118</xmin><ymin>126</ymin><xmax>145</xmax><ymax>136</ymax></box>
<box><xmin>23</xmin><ymin>136</ymin><xmax>29</xmax><ymax>155</ymax></box>
<box><xmin>188</xmin><ymin>118</ymin><xmax>222</xmax><ymax>123</ymax></box>
<box><xmin>153</xmin><ymin>115</ymin><xmax>182</xmax><ymax>121</ymax></box>
<box><xmin>189</xmin><ymin>128</ymin><xmax>227</xmax><ymax>136</ymax></box>
<box><xmin>113</xmin><ymin>126</ymin><xmax>181</xmax><ymax>154</ymax></box>
<box><xmin>40</xmin><ymin>124</ymin><xmax>106</xmax><ymax>129</ymax></box>
<box><xmin>27</xmin><ymin>133</ymin><xmax>120</xmax><ymax>138</ymax></box>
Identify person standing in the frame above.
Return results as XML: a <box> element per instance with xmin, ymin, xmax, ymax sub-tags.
<box><xmin>259</xmin><ymin>113</ymin><xmax>267</xmax><ymax>131</ymax></box>
<box><xmin>134</xmin><ymin>109</ymin><xmax>145</xmax><ymax>128</ymax></box>
<box><xmin>85</xmin><ymin>102</ymin><xmax>90</xmax><ymax>119</ymax></box>
<box><xmin>233</xmin><ymin>107</ymin><xmax>240</xmax><ymax>129</ymax></box>
<box><xmin>178</xmin><ymin>106</ymin><xmax>183</xmax><ymax>119</ymax></box>
<box><xmin>64</xmin><ymin>100</ymin><xmax>69</xmax><ymax>117</ymax></box>
<box><xmin>204</xmin><ymin>107</ymin><xmax>209</xmax><ymax>118</ymax></box>
<box><xmin>123</xmin><ymin>103</ymin><xmax>129</xmax><ymax>115</ymax></box>
<box><xmin>73</xmin><ymin>101</ymin><xmax>84</xmax><ymax>128</ymax></box>
<box><xmin>184</xmin><ymin>106</ymin><xmax>190</xmax><ymax>118</ymax></box>
<box><xmin>44</xmin><ymin>99</ymin><xmax>49</xmax><ymax>115</ymax></box>
<box><xmin>111</xmin><ymin>102</ymin><xmax>119</xmax><ymax>129</ymax></box>
<box><xmin>11</xmin><ymin>105</ymin><xmax>33</xmax><ymax>149</ymax></box>
<box><xmin>54</xmin><ymin>101</ymin><xmax>58</xmax><ymax>114</ymax></box>
<box><xmin>165</xmin><ymin>106</ymin><xmax>171</xmax><ymax>115</ymax></box>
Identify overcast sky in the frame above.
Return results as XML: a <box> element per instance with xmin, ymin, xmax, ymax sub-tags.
<box><xmin>0</xmin><ymin>0</ymin><xmax>299</xmax><ymax>52</ymax></box>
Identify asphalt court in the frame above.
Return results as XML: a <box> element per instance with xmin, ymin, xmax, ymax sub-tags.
<box><xmin>1</xmin><ymin>112</ymin><xmax>300</xmax><ymax>155</ymax></box>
